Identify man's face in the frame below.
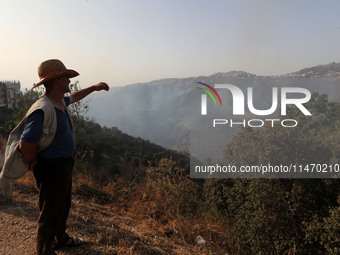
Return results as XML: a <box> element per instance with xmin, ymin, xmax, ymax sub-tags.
<box><xmin>55</xmin><ymin>77</ymin><xmax>71</xmax><ymax>93</ymax></box>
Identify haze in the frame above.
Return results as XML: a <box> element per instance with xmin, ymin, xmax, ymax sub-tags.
<box><xmin>1</xmin><ymin>0</ymin><xmax>339</xmax><ymax>89</ymax></box>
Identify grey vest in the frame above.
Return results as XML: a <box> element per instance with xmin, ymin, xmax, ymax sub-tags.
<box><xmin>0</xmin><ymin>95</ymin><xmax>72</xmax><ymax>198</ymax></box>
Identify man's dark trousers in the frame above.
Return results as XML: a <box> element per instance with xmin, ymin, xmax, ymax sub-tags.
<box><xmin>33</xmin><ymin>156</ymin><xmax>74</xmax><ymax>255</ymax></box>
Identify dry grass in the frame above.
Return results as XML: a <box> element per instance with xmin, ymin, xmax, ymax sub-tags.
<box><xmin>1</xmin><ymin>170</ymin><xmax>234</xmax><ymax>254</ymax></box>
<box><xmin>73</xmin><ymin>170</ymin><xmax>234</xmax><ymax>254</ymax></box>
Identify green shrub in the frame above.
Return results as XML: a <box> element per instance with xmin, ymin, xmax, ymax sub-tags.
<box><xmin>110</xmin><ymin>163</ymin><xmax>120</xmax><ymax>176</ymax></box>
<box><xmin>205</xmin><ymin>179</ymin><xmax>339</xmax><ymax>254</ymax></box>
<box><xmin>146</xmin><ymin>158</ymin><xmax>198</xmax><ymax>216</ymax></box>
<box><xmin>304</xmin><ymin>204</ymin><xmax>340</xmax><ymax>254</ymax></box>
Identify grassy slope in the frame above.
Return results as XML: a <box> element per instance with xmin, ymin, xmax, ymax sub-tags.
<box><xmin>0</xmin><ymin>171</ymin><xmax>232</xmax><ymax>255</ymax></box>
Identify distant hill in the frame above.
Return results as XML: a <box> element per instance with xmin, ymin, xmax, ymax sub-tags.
<box><xmin>87</xmin><ymin>63</ymin><xmax>340</xmax><ymax>162</ymax></box>
<box><xmin>291</xmin><ymin>62</ymin><xmax>340</xmax><ymax>78</ymax></box>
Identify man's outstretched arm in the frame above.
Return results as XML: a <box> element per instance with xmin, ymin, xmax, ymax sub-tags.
<box><xmin>69</xmin><ymin>82</ymin><xmax>109</xmax><ymax>104</ymax></box>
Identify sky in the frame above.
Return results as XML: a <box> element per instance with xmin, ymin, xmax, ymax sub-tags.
<box><xmin>1</xmin><ymin>0</ymin><xmax>340</xmax><ymax>89</ymax></box>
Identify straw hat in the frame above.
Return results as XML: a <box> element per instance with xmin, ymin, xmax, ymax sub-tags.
<box><xmin>33</xmin><ymin>59</ymin><xmax>79</xmax><ymax>88</ymax></box>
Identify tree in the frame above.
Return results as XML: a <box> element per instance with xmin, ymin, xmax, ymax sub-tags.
<box><xmin>66</xmin><ymin>81</ymin><xmax>90</xmax><ymax>121</ymax></box>
<box><xmin>10</xmin><ymin>87</ymin><xmax>43</xmax><ymax>129</ymax></box>
<box><xmin>204</xmin><ymin>94</ymin><xmax>340</xmax><ymax>254</ymax></box>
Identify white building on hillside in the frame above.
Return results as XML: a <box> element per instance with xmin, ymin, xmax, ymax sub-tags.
<box><xmin>0</xmin><ymin>81</ymin><xmax>21</xmax><ymax>109</ymax></box>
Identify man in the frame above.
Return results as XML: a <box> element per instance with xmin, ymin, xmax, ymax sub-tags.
<box><xmin>19</xmin><ymin>59</ymin><xmax>109</xmax><ymax>255</ymax></box>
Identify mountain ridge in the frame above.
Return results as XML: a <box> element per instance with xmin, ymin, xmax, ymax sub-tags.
<box><xmin>87</xmin><ymin>62</ymin><xmax>340</xmax><ymax>160</ymax></box>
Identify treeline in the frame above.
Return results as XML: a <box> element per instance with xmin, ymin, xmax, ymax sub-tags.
<box><xmin>0</xmin><ymin>107</ymin><xmax>12</xmax><ymax>128</ymax></box>
<box><xmin>72</xmin><ymin>117</ymin><xmax>190</xmax><ymax>181</ymax></box>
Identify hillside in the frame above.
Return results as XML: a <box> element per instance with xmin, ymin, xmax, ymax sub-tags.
<box><xmin>0</xmin><ymin>171</ymin><xmax>231</xmax><ymax>255</ymax></box>
<box><xmin>1</xmin><ymin>65</ymin><xmax>339</xmax><ymax>254</ymax></box>
<box><xmin>0</xmin><ymin>104</ymin><xmax>229</xmax><ymax>255</ymax></box>
<box><xmin>289</xmin><ymin>62</ymin><xmax>340</xmax><ymax>78</ymax></box>
<box><xmin>87</xmin><ymin>62</ymin><xmax>340</xmax><ymax>162</ymax></box>
<box><xmin>72</xmin><ymin>117</ymin><xmax>191</xmax><ymax>182</ymax></box>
